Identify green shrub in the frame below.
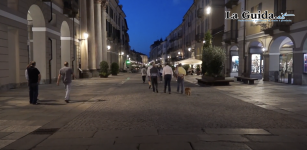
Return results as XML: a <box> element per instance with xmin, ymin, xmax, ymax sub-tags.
<box><xmin>99</xmin><ymin>61</ymin><xmax>109</xmax><ymax>77</ymax></box>
<box><xmin>111</xmin><ymin>62</ymin><xmax>119</xmax><ymax>75</ymax></box>
<box><xmin>182</xmin><ymin>64</ymin><xmax>190</xmax><ymax>72</ymax></box>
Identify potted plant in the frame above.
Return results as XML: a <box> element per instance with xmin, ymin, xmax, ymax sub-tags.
<box><xmin>99</xmin><ymin>61</ymin><xmax>110</xmax><ymax>78</ymax></box>
<box><xmin>201</xmin><ymin>31</ymin><xmax>226</xmax><ymax>81</ymax></box>
<box><xmin>111</xmin><ymin>62</ymin><xmax>119</xmax><ymax>75</ymax></box>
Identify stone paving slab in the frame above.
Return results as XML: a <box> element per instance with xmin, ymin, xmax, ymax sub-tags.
<box><xmin>266</xmin><ymin>129</ymin><xmax>307</xmax><ymax>135</ymax></box>
<box><xmin>204</xmin><ymin>128</ymin><xmax>271</xmax><ymax>135</ymax></box>
<box><xmin>93</xmin><ymin>130</ymin><xmax>158</xmax><ymax>138</ymax></box>
<box><xmin>0</xmin><ymin>132</ymin><xmax>11</xmax><ymax>139</ymax></box>
<box><xmin>37</xmin><ymin>138</ymin><xmax>115</xmax><ymax>147</ymax></box>
<box><xmin>198</xmin><ymin>135</ymin><xmax>249</xmax><ymax>142</ymax></box>
<box><xmin>1</xmin><ymin>125</ymin><xmax>40</xmax><ymax>132</ymax></box>
<box><xmin>1</xmin><ymin>132</ymin><xmax>29</xmax><ymax>140</ymax></box>
<box><xmin>158</xmin><ymin>129</ymin><xmax>204</xmax><ymax>135</ymax></box>
<box><xmin>245</xmin><ymin>135</ymin><xmax>307</xmax><ymax>142</ymax></box>
<box><xmin>115</xmin><ymin>135</ymin><xmax>200</xmax><ymax>144</ymax></box>
<box><xmin>191</xmin><ymin>142</ymin><xmax>252</xmax><ymax>150</ymax></box>
<box><xmin>32</xmin><ymin>145</ymin><xmax>89</xmax><ymax>150</ymax></box>
<box><xmin>139</xmin><ymin>143</ymin><xmax>192</xmax><ymax>150</ymax></box>
<box><xmin>48</xmin><ymin>131</ymin><xmax>96</xmax><ymax>139</ymax></box>
<box><xmin>0</xmin><ymin>140</ymin><xmax>15</xmax><ymax>149</ymax></box>
<box><xmin>88</xmin><ymin>144</ymin><xmax>139</xmax><ymax>150</ymax></box>
<box><xmin>246</xmin><ymin>142</ymin><xmax>307</xmax><ymax>150</ymax></box>
<box><xmin>3</xmin><ymin>134</ymin><xmax>50</xmax><ymax>150</ymax></box>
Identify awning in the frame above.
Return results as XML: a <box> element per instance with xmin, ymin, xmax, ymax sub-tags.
<box><xmin>177</xmin><ymin>58</ymin><xmax>202</xmax><ymax>65</ymax></box>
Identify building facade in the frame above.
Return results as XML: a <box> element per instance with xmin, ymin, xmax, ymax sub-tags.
<box><xmin>0</xmin><ymin>0</ymin><xmax>131</xmax><ymax>91</ymax></box>
<box><xmin>224</xmin><ymin>0</ymin><xmax>307</xmax><ymax>85</ymax></box>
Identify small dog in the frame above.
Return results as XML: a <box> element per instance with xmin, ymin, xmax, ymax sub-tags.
<box><xmin>185</xmin><ymin>87</ymin><xmax>191</xmax><ymax>96</ymax></box>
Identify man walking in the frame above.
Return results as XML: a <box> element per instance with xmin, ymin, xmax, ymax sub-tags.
<box><xmin>147</xmin><ymin>62</ymin><xmax>153</xmax><ymax>89</ymax></box>
<box><xmin>150</xmin><ymin>63</ymin><xmax>160</xmax><ymax>93</ymax></box>
<box><xmin>57</xmin><ymin>62</ymin><xmax>74</xmax><ymax>103</ymax></box>
<box><xmin>162</xmin><ymin>62</ymin><xmax>173</xmax><ymax>94</ymax></box>
<box><xmin>177</xmin><ymin>63</ymin><xmax>186</xmax><ymax>94</ymax></box>
<box><xmin>27</xmin><ymin>61</ymin><xmax>41</xmax><ymax>105</ymax></box>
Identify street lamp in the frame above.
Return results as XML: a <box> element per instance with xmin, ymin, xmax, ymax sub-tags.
<box><xmin>78</xmin><ymin>32</ymin><xmax>89</xmax><ymax>41</ymax></box>
<box><xmin>127</xmin><ymin>55</ymin><xmax>129</xmax><ymax>57</ymax></box>
<box><xmin>203</xmin><ymin>40</ymin><xmax>206</xmax><ymax>44</ymax></box>
<box><xmin>107</xmin><ymin>45</ymin><xmax>111</xmax><ymax>50</ymax></box>
<box><xmin>178</xmin><ymin>52</ymin><xmax>181</xmax><ymax>54</ymax></box>
<box><xmin>206</xmin><ymin>6</ymin><xmax>211</xmax><ymax>14</ymax></box>
<box><xmin>188</xmin><ymin>48</ymin><xmax>191</xmax><ymax>51</ymax></box>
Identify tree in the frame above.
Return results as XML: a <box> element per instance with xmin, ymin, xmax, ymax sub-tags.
<box><xmin>202</xmin><ymin>32</ymin><xmax>226</xmax><ymax>76</ymax></box>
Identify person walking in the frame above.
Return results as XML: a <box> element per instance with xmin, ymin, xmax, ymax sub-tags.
<box><xmin>57</xmin><ymin>62</ymin><xmax>74</xmax><ymax>103</ymax></box>
<box><xmin>150</xmin><ymin>63</ymin><xmax>160</xmax><ymax>93</ymax></box>
<box><xmin>147</xmin><ymin>62</ymin><xmax>153</xmax><ymax>89</ymax></box>
<box><xmin>163</xmin><ymin>62</ymin><xmax>173</xmax><ymax>94</ymax></box>
<box><xmin>177</xmin><ymin>63</ymin><xmax>186</xmax><ymax>94</ymax></box>
<box><xmin>27</xmin><ymin>61</ymin><xmax>41</xmax><ymax>105</ymax></box>
<box><xmin>141</xmin><ymin>65</ymin><xmax>147</xmax><ymax>83</ymax></box>
<box><xmin>159</xmin><ymin>65</ymin><xmax>163</xmax><ymax>83</ymax></box>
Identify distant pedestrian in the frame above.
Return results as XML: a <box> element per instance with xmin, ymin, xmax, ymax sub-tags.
<box><xmin>27</xmin><ymin>61</ymin><xmax>41</xmax><ymax>105</ymax></box>
<box><xmin>150</xmin><ymin>63</ymin><xmax>160</xmax><ymax>93</ymax></box>
<box><xmin>174</xmin><ymin>66</ymin><xmax>178</xmax><ymax>81</ymax></box>
<box><xmin>163</xmin><ymin>62</ymin><xmax>173</xmax><ymax>94</ymax></box>
<box><xmin>177</xmin><ymin>63</ymin><xmax>186</xmax><ymax>94</ymax></box>
<box><xmin>141</xmin><ymin>66</ymin><xmax>147</xmax><ymax>83</ymax></box>
<box><xmin>159</xmin><ymin>65</ymin><xmax>163</xmax><ymax>83</ymax></box>
<box><xmin>57</xmin><ymin>62</ymin><xmax>74</xmax><ymax>103</ymax></box>
<box><xmin>25</xmin><ymin>61</ymin><xmax>40</xmax><ymax>100</ymax></box>
<box><xmin>147</xmin><ymin>62</ymin><xmax>153</xmax><ymax>89</ymax></box>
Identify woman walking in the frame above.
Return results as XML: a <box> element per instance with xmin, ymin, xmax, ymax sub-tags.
<box><xmin>141</xmin><ymin>66</ymin><xmax>147</xmax><ymax>83</ymax></box>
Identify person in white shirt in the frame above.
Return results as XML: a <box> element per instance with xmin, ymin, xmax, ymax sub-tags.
<box><xmin>141</xmin><ymin>66</ymin><xmax>147</xmax><ymax>83</ymax></box>
<box><xmin>147</xmin><ymin>62</ymin><xmax>154</xmax><ymax>89</ymax></box>
<box><xmin>162</xmin><ymin>62</ymin><xmax>173</xmax><ymax>94</ymax></box>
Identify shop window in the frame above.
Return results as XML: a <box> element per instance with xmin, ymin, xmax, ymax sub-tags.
<box><xmin>251</xmin><ymin>54</ymin><xmax>262</xmax><ymax>74</ymax></box>
<box><xmin>232</xmin><ymin>56</ymin><xmax>239</xmax><ymax>73</ymax></box>
<box><xmin>304</xmin><ymin>54</ymin><xmax>307</xmax><ymax>73</ymax></box>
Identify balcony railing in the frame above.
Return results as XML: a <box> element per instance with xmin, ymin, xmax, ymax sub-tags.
<box><xmin>195</xmin><ymin>33</ymin><xmax>204</xmax><ymax>43</ymax></box>
<box><xmin>261</xmin><ymin>10</ymin><xmax>294</xmax><ymax>36</ymax></box>
<box><xmin>212</xmin><ymin>25</ymin><xmax>224</xmax><ymax>36</ymax></box>
<box><xmin>63</xmin><ymin>0</ymin><xmax>79</xmax><ymax>18</ymax></box>
<box><xmin>197</xmin><ymin>8</ymin><xmax>204</xmax><ymax>18</ymax></box>
<box><xmin>223</xmin><ymin>30</ymin><xmax>238</xmax><ymax>44</ymax></box>
<box><xmin>225</xmin><ymin>0</ymin><xmax>239</xmax><ymax>9</ymax></box>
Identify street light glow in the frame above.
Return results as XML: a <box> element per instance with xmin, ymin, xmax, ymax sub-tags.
<box><xmin>121</xmin><ymin>52</ymin><xmax>124</xmax><ymax>55</ymax></box>
<box><xmin>83</xmin><ymin>33</ymin><xmax>89</xmax><ymax>39</ymax></box>
<box><xmin>127</xmin><ymin>55</ymin><xmax>129</xmax><ymax>57</ymax></box>
<box><xmin>107</xmin><ymin>45</ymin><xmax>111</xmax><ymax>50</ymax></box>
<box><xmin>206</xmin><ymin>6</ymin><xmax>211</xmax><ymax>14</ymax></box>
<box><xmin>203</xmin><ymin>40</ymin><xmax>206</xmax><ymax>43</ymax></box>
<box><xmin>178</xmin><ymin>52</ymin><xmax>181</xmax><ymax>54</ymax></box>
<box><xmin>188</xmin><ymin>48</ymin><xmax>191</xmax><ymax>51</ymax></box>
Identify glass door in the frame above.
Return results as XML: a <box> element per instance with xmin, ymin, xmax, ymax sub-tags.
<box><xmin>279</xmin><ymin>53</ymin><xmax>293</xmax><ymax>84</ymax></box>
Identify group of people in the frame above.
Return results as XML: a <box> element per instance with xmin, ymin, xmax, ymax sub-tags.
<box><xmin>141</xmin><ymin>62</ymin><xmax>186</xmax><ymax>94</ymax></box>
<box><xmin>25</xmin><ymin>61</ymin><xmax>74</xmax><ymax>105</ymax></box>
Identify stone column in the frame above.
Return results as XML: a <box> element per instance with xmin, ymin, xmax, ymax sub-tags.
<box><xmin>95</xmin><ymin>0</ymin><xmax>103</xmax><ymax>70</ymax></box>
<box><xmin>87</xmin><ymin>0</ymin><xmax>97</xmax><ymax>75</ymax></box>
<box><xmin>293</xmin><ymin>50</ymin><xmax>304</xmax><ymax>85</ymax></box>
<box><xmin>101</xmin><ymin>2</ymin><xmax>108</xmax><ymax>62</ymax></box>
<box><xmin>80</xmin><ymin>0</ymin><xmax>91</xmax><ymax>78</ymax></box>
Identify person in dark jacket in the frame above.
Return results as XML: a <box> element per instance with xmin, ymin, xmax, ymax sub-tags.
<box><xmin>150</xmin><ymin>63</ymin><xmax>160</xmax><ymax>93</ymax></box>
<box><xmin>27</xmin><ymin>61</ymin><xmax>41</xmax><ymax>105</ymax></box>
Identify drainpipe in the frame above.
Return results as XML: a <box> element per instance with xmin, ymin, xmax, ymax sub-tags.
<box><xmin>48</xmin><ymin>38</ymin><xmax>52</xmax><ymax>84</ymax></box>
<box><xmin>72</xmin><ymin>17</ymin><xmax>75</xmax><ymax>79</ymax></box>
<box><xmin>48</xmin><ymin>0</ymin><xmax>53</xmax><ymax>23</ymax></box>
<box><xmin>243</xmin><ymin>0</ymin><xmax>247</xmax><ymax>76</ymax></box>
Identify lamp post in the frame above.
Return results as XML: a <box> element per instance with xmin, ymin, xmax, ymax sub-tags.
<box><xmin>107</xmin><ymin>45</ymin><xmax>111</xmax><ymax>64</ymax></box>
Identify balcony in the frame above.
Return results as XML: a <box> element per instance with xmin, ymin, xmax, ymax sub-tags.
<box><xmin>197</xmin><ymin>8</ymin><xmax>204</xmax><ymax>18</ymax></box>
<box><xmin>223</xmin><ymin>30</ymin><xmax>238</xmax><ymax>44</ymax></box>
<box><xmin>212</xmin><ymin>25</ymin><xmax>224</xmax><ymax>36</ymax></box>
<box><xmin>63</xmin><ymin>0</ymin><xmax>79</xmax><ymax>18</ymax></box>
<box><xmin>195</xmin><ymin>33</ymin><xmax>204</xmax><ymax>43</ymax></box>
<box><xmin>186</xmin><ymin>42</ymin><xmax>191</xmax><ymax>46</ymax></box>
<box><xmin>225</xmin><ymin>0</ymin><xmax>239</xmax><ymax>9</ymax></box>
<box><xmin>261</xmin><ymin>10</ymin><xmax>294</xmax><ymax>36</ymax></box>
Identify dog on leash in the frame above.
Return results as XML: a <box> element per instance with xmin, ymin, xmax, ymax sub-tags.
<box><xmin>185</xmin><ymin>87</ymin><xmax>191</xmax><ymax>96</ymax></box>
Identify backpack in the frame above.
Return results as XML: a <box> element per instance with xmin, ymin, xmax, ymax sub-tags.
<box><xmin>142</xmin><ymin>68</ymin><xmax>147</xmax><ymax>75</ymax></box>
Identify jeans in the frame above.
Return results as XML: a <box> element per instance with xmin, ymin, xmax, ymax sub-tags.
<box><xmin>164</xmin><ymin>74</ymin><xmax>172</xmax><ymax>92</ymax></box>
<box><xmin>142</xmin><ymin>76</ymin><xmax>146</xmax><ymax>83</ymax></box>
<box><xmin>151</xmin><ymin>76</ymin><xmax>158</xmax><ymax>92</ymax></box>
<box><xmin>177</xmin><ymin>77</ymin><xmax>184</xmax><ymax>93</ymax></box>
<box><xmin>29</xmin><ymin>83</ymin><xmax>38</xmax><ymax>104</ymax></box>
<box><xmin>64</xmin><ymin>83</ymin><xmax>71</xmax><ymax>100</ymax></box>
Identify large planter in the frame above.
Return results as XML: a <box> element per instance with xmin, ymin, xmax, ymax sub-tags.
<box><xmin>202</xmin><ymin>75</ymin><xmax>225</xmax><ymax>81</ymax></box>
<box><xmin>99</xmin><ymin>73</ymin><xmax>109</xmax><ymax>78</ymax></box>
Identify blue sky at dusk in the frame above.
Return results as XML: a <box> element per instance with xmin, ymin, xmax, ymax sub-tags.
<box><xmin>119</xmin><ymin>0</ymin><xmax>193</xmax><ymax>56</ymax></box>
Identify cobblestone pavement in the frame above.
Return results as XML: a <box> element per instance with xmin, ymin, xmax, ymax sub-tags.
<box><xmin>1</xmin><ymin>73</ymin><xmax>307</xmax><ymax>150</ymax></box>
